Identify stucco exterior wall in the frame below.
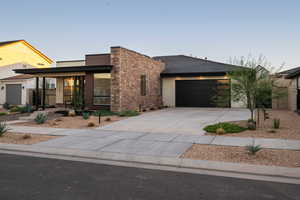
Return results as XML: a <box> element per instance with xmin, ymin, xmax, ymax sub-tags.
<box><xmin>161</xmin><ymin>76</ymin><xmax>245</xmax><ymax>108</ymax></box>
<box><xmin>110</xmin><ymin>47</ymin><xmax>165</xmax><ymax>112</ymax></box>
<box><xmin>272</xmin><ymin>76</ymin><xmax>299</xmax><ymax>111</ymax></box>
<box><xmin>162</xmin><ymin>78</ymin><xmax>175</xmax><ymax>107</ymax></box>
<box><xmin>0</xmin><ymin>63</ymin><xmax>32</xmax><ymax>79</ymax></box>
<box><xmin>287</xmin><ymin>77</ymin><xmax>298</xmax><ymax>111</ymax></box>
<box><xmin>0</xmin><ymin>42</ymin><xmax>52</xmax><ymax>68</ymax></box>
<box><xmin>56</xmin><ymin>60</ymin><xmax>85</xmax><ymax>67</ymax></box>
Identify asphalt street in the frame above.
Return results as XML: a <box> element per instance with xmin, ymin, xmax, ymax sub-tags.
<box><xmin>0</xmin><ymin>153</ymin><xmax>299</xmax><ymax>200</ymax></box>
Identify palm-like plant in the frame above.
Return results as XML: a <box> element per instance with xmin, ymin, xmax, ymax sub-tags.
<box><xmin>0</xmin><ymin>122</ymin><xmax>10</xmax><ymax>137</ymax></box>
<box><xmin>246</xmin><ymin>145</ymin><xmax>262</xmax><ymax>155</ymax></box>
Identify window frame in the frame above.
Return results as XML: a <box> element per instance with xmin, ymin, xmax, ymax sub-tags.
<box><xmin>93</xmin><ymin>73</ymin><xmax>111</xmax><ymax>106</ymax></box>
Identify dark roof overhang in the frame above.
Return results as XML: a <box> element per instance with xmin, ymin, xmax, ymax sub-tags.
<box><xmin>160</xmin><ymin>72</ymin><xmax>227</xmax><ymax>77</ymax></box>
<box><xmin>286</xmin><ymin>70</ymin><xmax>300</xmax><ymax>79</ymax></box>
<box><xmin>14</xmin><ymin>65</ymin><xmax>113</xmax><ymax>74</ymax></box>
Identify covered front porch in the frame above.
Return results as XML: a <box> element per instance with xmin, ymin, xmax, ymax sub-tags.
<box><xmin>14</xmin><ymin>65</ymin><xmax>113</xmax><ymax>111</ymax></box>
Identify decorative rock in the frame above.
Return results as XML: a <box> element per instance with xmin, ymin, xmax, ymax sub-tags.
<box><xmin>68</xmin><ymin>110</ymin><xmax>76</xmax><ymax>117</ymax></box>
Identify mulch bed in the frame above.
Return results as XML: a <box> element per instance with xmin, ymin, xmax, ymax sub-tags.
<box><xmin>15</xmin><ymin>115</ymin><xmax>126</xmax><ymax>129</ymax></box>
<box><xmin>182</xmin><ymin>144</ymin><xmax>300</xmax><ymax>168</ymax></box>
<box><xmin>0</xmin><ymin>113</ymin><xmax>31</xmax><ymax>122</ymax></box>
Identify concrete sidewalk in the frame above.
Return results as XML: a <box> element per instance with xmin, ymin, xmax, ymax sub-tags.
<box><xmin>8</xmin><ymin>125</ymin><xmax>300</xmax><ymax>152</ymax></box>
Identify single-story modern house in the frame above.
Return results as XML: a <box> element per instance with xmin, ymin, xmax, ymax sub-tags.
<box><xmin>273</xmin><ymin>67</ymin><xmax>300</xmax><ymax>112</ymax></box>
<box><xmin>0</xmin><ymin>40</ymin><xmax>53</xmax><ymax>106</ymax></box>
<box><xmin>14</xmin><ymin>46</ymin><xmax>245</xmax><ymax>112</ymax></box>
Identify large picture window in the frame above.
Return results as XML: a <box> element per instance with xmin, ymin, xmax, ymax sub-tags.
<box><xmin>93</xmin><ymin>73</ymin><xmax>111</xmax><ymax>105</ymax></box>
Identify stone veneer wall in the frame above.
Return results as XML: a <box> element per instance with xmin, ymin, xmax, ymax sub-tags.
<box><xmin>110</xmin><ymin>47</ymin><xmax>165</xmax><ymax>112</ymax></box>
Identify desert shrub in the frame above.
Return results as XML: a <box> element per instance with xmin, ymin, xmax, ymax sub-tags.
<box><xmin>93</xmin><ymin>110</ymin><xmax>117</xmax><ymax>116</ymax></box>
<box><xmin>68</xmin><ymin>110</ymin><xmax>76</xmax><ymax>117</ymax></box>
<box><xmin>0</xmin><ymin>112</ymin><xmax>7</xmax><ymax>116</ymax></box>
<box><xmin>0</xmin><ymin>122</ymin><xmax>9</xmax><ymax>137</ymax></box>
<box><xmin>3</xmin><ymin>102</ymin><xmax>10</xmax><ymax>110</ymax></box>
<box><xmin>34</xmin><ymin>113</ymin><xmax>47</xmax><ymax>124</ymax></box>
<box><xmin>9</xmin><ymin>106</ymin><xmax>22</xmax><ymax>113</ymax></box>
<box><xmin>105</xmin><ymin>117</ymin><xmax>111</xmax><ymax>121</ymax></box>
<box><xmin>273</xmin><ymin>118</ymin><xmax>280</xmax><ymax>129</ymax></box>
<box><xmin>118</xmin><ymin>110</ymin><xmax>140</xmax><ymax>117</ymax></box>
<box><xmin>247</xmin><ymin>119</ymin><xmax>256</xmax><ymax>123</ymax></box>
<box><xmin>204</xmin><ymin>122</ymin><xmax>246</xmax><ymax>133</ymax></box>
<box><xmin>247</xmin><ymin>121</ymin><xmax>256</xmax><ymax>130</ymax></box>
<box><xmin>82</xmin><ymin>112</ymin><xmax>90</xmax><ymax>120</ymax></box>
<box><xmin>87</xmin><ymin>122</ymin><xmax>95</xmax><ymax>127</ymax></box>
<box><xmin>246</xmin><ymin>145</ymin><xmax>262</xmax><ymax>155</ymax></box>
<box><xmin>22</xmin><ymin>134</ymin><xmax>32</xmax><ymax>139</ymax></box>
<box><xmin>216</xmin><ymin>127</ymin><xmax>226</xmax><ymax>135</ymax></box>
<box><xmin>267</xmin><ymin>129</ymin><xmax>276</xmax><ymax>133</ymax></box>
<box><xmin>19</xmin><ymin>104</ymin><xmax>33</xmax><ymax>113</ymax></box>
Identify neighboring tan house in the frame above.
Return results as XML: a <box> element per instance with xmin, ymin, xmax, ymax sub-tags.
<box><xmin>0</xmin><ymin>40</ymin><xmax>53</xmax><ymax>106</ymax></box>
<box><xmin>273</xmin><ymin>67</ymin><xmax>300</xmax><ymax>112</ymax></box>
<box><xmin>15</xmin><ymin>46</ymin><xmax>245</xmax><ymax>112</ymax></box>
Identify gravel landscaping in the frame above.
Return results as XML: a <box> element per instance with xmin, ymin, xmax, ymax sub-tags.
<box><xmin>182</xmin><ymin>144</ymin><xmax>300</xmax><ymax>168</ymax></box>
<box><xmin>206</xmin><ymin>110</ymin><xmax>300</xmax><ymax>140</ymax></box>
<box><xmin>14</xmin><ymin>115</ymin><xmax>126</xmax><ymax>129</ymax></box>
<box><xmin>0</xmin><ymin>132</ymin><xmax>59</xmax><ymax>145</ymax></box>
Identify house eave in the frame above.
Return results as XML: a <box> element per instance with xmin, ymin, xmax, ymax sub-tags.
<box><xmin>14</xmin><ymin>65</ymin><xmax>113</xmax><ymax>75</ymax></box>
<box><xmin>160</xmin><ymin>72</ymin><xmax>227</xmax><ymax>77</ymax></box>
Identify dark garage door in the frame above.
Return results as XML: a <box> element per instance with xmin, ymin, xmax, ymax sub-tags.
<box><xmin>6</xmin><ymin>84</ymin><xmax>22</xmax><ymax>105</ymax></box>
<box><xmin>175</xmin><ymin>80</ymin><xmax>230</xmax><ymax>107</ymax></box>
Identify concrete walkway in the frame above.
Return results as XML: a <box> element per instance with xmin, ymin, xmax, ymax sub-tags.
<box><xmin>98</xmin><ymin>108</ymin><xmax>250</xmax><ymax>135</ymax></box>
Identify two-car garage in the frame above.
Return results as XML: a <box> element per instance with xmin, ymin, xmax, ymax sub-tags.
<box><xmin>175</xmin><ymin>79</ymin><xmax>230</xmax><ymax>107</ymax></box>
<box><xmin>154</xmin><ymin>55</ymin><xmax>241</xmax><ymax>108</ymax></box>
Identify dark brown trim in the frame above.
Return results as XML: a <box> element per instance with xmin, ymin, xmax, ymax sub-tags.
<box><xmin>161</xmin><ymin>72</ymin><xmax>227</xmax><ymax>77</ymax></box>
<box><xmin>84</xmin><ymin>73</ymin><xmax>94</xmax><ymax>108</ymax></box>
<box><xmin>56</xmin><ymin>60</ymin><xmax>85</xmax><ymax>63</ymax></box>
<box><xmin>35</xmin><ymin>77</ymin><xmax>39</xmax><ymax>110</ymax></box>
<box><xmin>42</xmin><ymin>77</ymin><xmax>46</xmax><ymax>110</ymax></box>
<box><xmin>85</xmin><ymin>53</ymin><xmax>110</xmax><ymax>56</ymax></box>
<box><xmin>14</xmin><ymin>65</ymin><xmax>112</xmax><ymax>74</ymax></box>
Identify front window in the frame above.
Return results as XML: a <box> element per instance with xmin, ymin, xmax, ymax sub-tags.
<box><xmin>93</xmin><ymin>73</ymin><xmax>111</xmax><ymax>105</ymax></box>
<box><xmin>63</xmin><ymin>78</ymin><xmax>74</xmax><ymax>104</ymax></box>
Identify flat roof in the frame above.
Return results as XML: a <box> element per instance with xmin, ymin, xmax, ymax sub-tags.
<box><xmin>14</xmin><ymin>65</ymin><xmax>113</xmax><ymax>74</ymax></box>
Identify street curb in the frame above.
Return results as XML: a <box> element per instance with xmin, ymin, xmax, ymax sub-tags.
<box><xmin>0</xmin><ymin>143</ymin><xmax>299</xmax><ymax>182</ymax></box>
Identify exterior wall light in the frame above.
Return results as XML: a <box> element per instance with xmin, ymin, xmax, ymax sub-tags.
<box><xmin>1</xmin><ymin>86</ymin><xmax>4</xmax><ymax>90</ymax></box>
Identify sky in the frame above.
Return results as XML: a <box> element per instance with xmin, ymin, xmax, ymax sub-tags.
<box><xmin>1</xmin><ymin>0</ymin><xmax>299</xmax><ymax>70</ymax></box>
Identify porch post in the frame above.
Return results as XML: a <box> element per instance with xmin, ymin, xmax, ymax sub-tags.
<box><xmin>35</xmin><ymin>77</ymin><xmax>39</xmax><ymax>110</ymax></box>
<box><xmin>42</xmin><ymin>77</ymin><xmax>46</xmax><ymax>110</ymax></box>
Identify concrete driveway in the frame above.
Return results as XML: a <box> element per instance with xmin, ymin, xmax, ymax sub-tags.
<box><xmin>98</xmin><ymin>108</ymin><xmax>250</xmax><ymax>135</ymax></box>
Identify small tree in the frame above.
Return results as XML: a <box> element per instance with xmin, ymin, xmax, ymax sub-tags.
<box><xmin>228</xmin><ymin>55</ymin><xmax>284</xmax><ymax>122</ymax></box>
